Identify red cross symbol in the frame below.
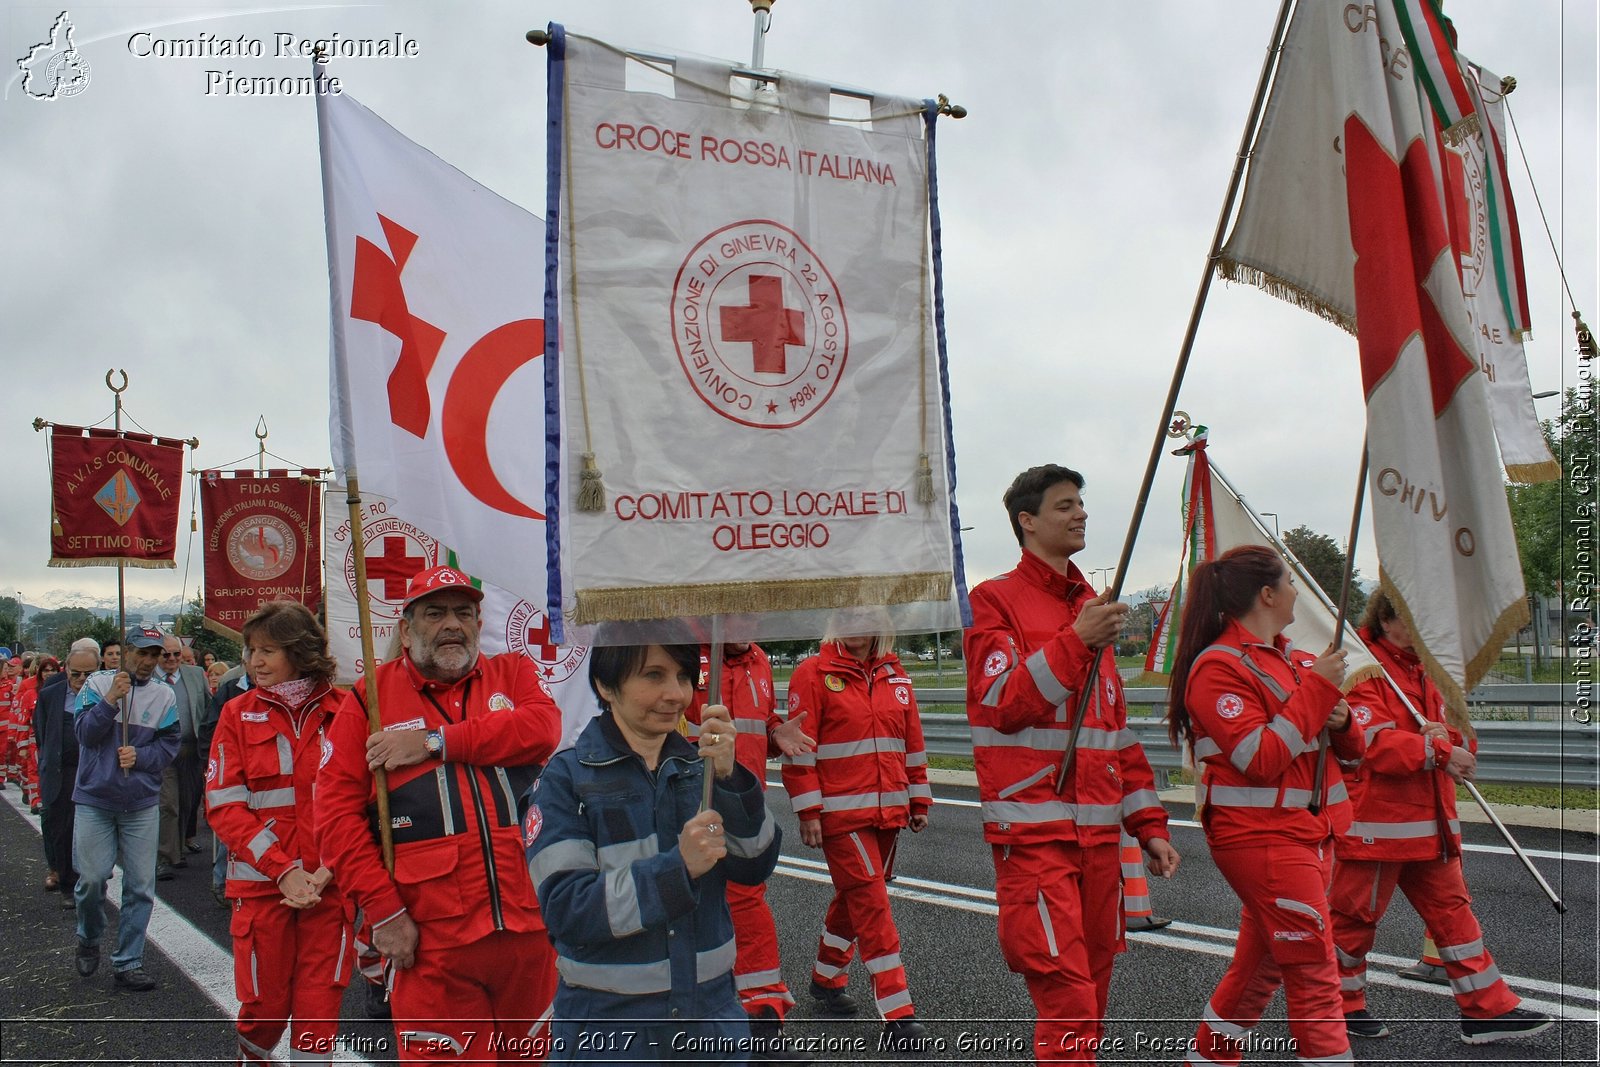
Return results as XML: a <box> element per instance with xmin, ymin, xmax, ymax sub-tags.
<box><xmin>526</xmin><ymin>611</ymin><xmax>559</xmax><ymax>661</ymax></box>
<box><xmin>366</xmin><ymin>536</ymin><xmax>428</xmax><ymax>600</ymax></box>
<box><xmin>349</xmin><ymin>215</ymin><xmax>447</xmax><ymax>439</ymax></box>
<box><xmin>720</xmin><ymin>274</ymin><xmax>804</xmax><ymax>374</ymax></box>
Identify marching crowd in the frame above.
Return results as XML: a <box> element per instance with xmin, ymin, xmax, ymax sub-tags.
<box><xmin>1</xmin><ymin>462</ymin><xmax>1557</xmax><ymax>1064</ymax></box>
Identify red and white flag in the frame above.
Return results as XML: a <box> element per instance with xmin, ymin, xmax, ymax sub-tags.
<box><xmin>1216</xmin><ymin>2</ymin><xmax>1526</xmax><ymax>713</ymax></box>
<box><xmin>319</xmin><ymin>89</ymin><xmax>548</xmax><ymax>602</ymax></box>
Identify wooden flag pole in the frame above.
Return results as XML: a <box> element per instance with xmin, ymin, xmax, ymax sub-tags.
<box><xmin>1309</xmin><ymin>443</ymin><xmax>1367</xmax><ymax>815</ymax></box>
<box><xmin>347</xmin><ymin>474</ymin><xmax>396</xmax><ymax>873</ymax></box>
<box><xmin>1056</xmin><ymin>0</ymin><xmax>1296</xmax><ymax>792</ymax></box>
<box><xmin>702</xmin><ymin>615</ymin><xmax>725</xmax><ymax>813</ymax></box>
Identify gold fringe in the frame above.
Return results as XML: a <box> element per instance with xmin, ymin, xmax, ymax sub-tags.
<box><xmin>576</xmin><ymin>452</ymin><xmax>605</xmax><ymax>513</ymax></box>
<box><xmin>202</xmin><ymin>618</ymin><xmax>243</xmax><ymax>643</ymax></box>
<box><xmin>1130</xmin><ymin>670</ymin><xmax>1171</xmax><ymax>689</ymax></box>
<box><xmin>1441</xmin><ymin>112</ymin><xmax>1482</xmax><ymax>147</ymax></box>
<box><xmin>915</xmin><ymin>453</ymin><xmax>935</xmax><ymax>506</ymax></box>
<box><xmin>1342</xmin><ymin>662</ymin><xmax>1384</xmax><ymax>692</ymax></box>
<box><xmin>48</xmin><ymin>557</ymin><xmax>176</xmax><ymax>570</ymax></box>
<box><xmin>573</xmin><ymin>572</ymin><xmax>954</xmax><ymax>625</ymax></box>
<box><xmin>1505</xmin><ymin>458</ymin><xmax>1562</xmax><ymax>485</ymax></box>
<box><xmin>1215</xmin><ymin>258</ymin><xmax>1357</xmax><ymax>335</ymax></box>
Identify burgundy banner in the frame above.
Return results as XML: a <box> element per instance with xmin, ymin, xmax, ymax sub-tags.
<box><xmin>50</xmin><ymin>426</ymin><xmax>185</xmax><ymax>568</ymax></box>
<box><xmin>201</xmin><ymin>470</ymin><xmax>324</xmax><ymax>636</ymax></box>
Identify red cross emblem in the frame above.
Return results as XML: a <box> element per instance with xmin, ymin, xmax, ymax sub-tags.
<box><xmin>349</xmin><ymin>215</ymin><xmax>446</xmax><ymax>439</ymax></box>
<box><xmin>366</xmin><ymin>535</ymin><xmax>429</xmax><ymax>600</ymax></box>
<box><xmin>720</xmin><ymin>274</ymin><xmax>805</xmax><ymax>374</ymax></box>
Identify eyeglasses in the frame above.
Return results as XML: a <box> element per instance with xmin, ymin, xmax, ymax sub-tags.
<box><xmin>160</xmin><ymin>651</ymin><xmax>180</xmax><ymax>659</ymax></box>
<box><xmin>67</xmin><ymin>670</ymin><xmax>90</xmax><ymax>679</ymax></box>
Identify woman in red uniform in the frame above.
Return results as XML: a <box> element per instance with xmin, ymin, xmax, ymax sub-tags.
<box><xmin>18</xmin><ymin>656</ymin><xmax>57</xmax><ymax>812</ymax></box>
<box><xmin>1166</xmin><ymin>546</ymin><xmax>1363</xmax><ymax>1065</ymax></box>
<box><xmin>781</xmin><ymin>610</ymin><xmax>931</xmax><ymax>1049</ymax></box>
<box><xmin>206</xmin><ymin>601</ymin><xmax>353</xmax><ymax>1064</ymax></box>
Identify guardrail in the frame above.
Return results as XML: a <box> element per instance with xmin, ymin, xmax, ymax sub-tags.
<box><xmin>779</xmin><ymin>685</ymin><xmax>1599</xmax><ymax>789</ymax></box>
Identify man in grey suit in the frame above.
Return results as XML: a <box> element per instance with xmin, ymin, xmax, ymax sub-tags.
<box><xmin>155</xmin><ymin>634</ymin><xmax>209</xmax><ymax>878</ymax></box>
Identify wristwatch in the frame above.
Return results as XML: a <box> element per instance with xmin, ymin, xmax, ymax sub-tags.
<box><xmin>424</xmin><ymin>729</ymin><xmax>444</xmax><ymax>759</ymax></box>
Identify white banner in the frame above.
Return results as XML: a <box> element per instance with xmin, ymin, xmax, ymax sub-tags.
<box><xmin>545</xmin><ymin>28</ymin><xmax>963</xmax><ymax>642</ymax></box>
<box><xmin>324</xmin><ymin>484</ymin><xmax>600</xmax><ymax>750</ymax></box>
<box><xmin>319</xmin><ymin>89</ymin><xmax>550</xmax><ymax>602</ymax></box>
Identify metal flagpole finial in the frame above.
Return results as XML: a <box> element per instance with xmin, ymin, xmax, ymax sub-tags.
<box><xmin>1167</xmin><ymin>410</ymin><xmax>1193</xmax><ymax>438</ymax></box>
<box><xmin>526</xmin><ymin>29</ymin><xmax>551</xmax><ymax>46</ymax></box>
<box><xmin>105</xmin><ymin>368</ymin><xmax>128</xmax><ymax>394</ymax></box>
<box><xmin>935</xmin><ymin>94</ymin><xmax>968</xmax><ymax>119</ymax></box>
<box><xmin>254</xmin><ymin>415</ymin><xmax>269</xmax><ymax>441</ymax></box>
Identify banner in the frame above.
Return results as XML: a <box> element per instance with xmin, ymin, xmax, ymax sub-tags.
<box><xmin>1214</xmin><ymin>1</ymin><xmax>1526</xmax><ymax>714</ymax></box>
<box><xmin>199</xmin><ymin>470</ymin><xmax>324</xmax><ymax>638</ymax></box>
<box><xmin>1139</xmin><ymin>431</ymin><xmax>1380</xmax><ymax>689</ymax></box>
<box><xmin>49</xmin><ymin>426</ymin><xmax>185</xmax><ymax>569</ymax></box>
<box><xmin>324</xmin><ymin>485</ymin><xmax>599</xmax><ymax>749</ymax></box>
<box><xmin>318</xmin><ymin>89</ymin><xmax>549</xmax><ymax>602</ymax></box>
<box><xmin>543</xmin><ymin>27</ymin><xmax>966</xmax><ymax>644</ymax></box>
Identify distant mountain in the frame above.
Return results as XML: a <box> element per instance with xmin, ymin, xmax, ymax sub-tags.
<box><xmin>24</xmin><ymin>590</ymin><xmax>188</xmax><ymax>622</ymax></box>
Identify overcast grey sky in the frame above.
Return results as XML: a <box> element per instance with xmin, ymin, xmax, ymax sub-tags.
<box><xmin>3</xmin><ymin>1</ymin><xmax>1594</xmax><ymax>615</ymax></box>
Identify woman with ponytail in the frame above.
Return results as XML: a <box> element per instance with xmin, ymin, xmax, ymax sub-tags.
<box><xmin>1167</xmin><ymin>545</ymin><xmax>1364</xmax><ymax>1066</ymax></box>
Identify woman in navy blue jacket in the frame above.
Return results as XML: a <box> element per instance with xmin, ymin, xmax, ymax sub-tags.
<box><xmin>526</xmin><ymin>643</ymin><xmax>780</xmax><ymax>1063</ymax></box>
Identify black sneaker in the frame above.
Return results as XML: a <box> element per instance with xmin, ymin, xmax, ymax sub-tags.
<box><xmin>881</xmin><ymin>1016</ymin><xmax>929</xmax><ymax>1053</ymax></box>
<box><xmin>1126</xmin><ymin>914</ymin><xmax>1173</xmax><ymax>932</ymax></box>
<box><xmin>1461</xmin><ymin>1007</ymin><xmax>1554</xmax><ymax>1045</ymax></box>
<box><xmin>113</xmin><ymin>967</ymin><xmax>156</xmax><ymax>991</ymax></box>
<box><xmin>807</xmin><ymin>979</ymin><xmax>859</xmax><ymax>1016</ymax></box>
<box><xmin>364</xmin><ymin>979</ymin><xmax>392</xmax><ymax>1019</ymax></box>
<box><xmin>1345</xmin><ymin>1009</ymin><xmax>1390</xmax><ymax>1039</ymax></box>
<box><xmin>74</xmin><ymin>940</ymin><xmax>99</xmax><ymax>977</ymax></box>
<box><xmin>1398</xmin><ymin>960</ymin><xmax>1450</xmax><ymax>985</ymax></box>
<box><xmin>155</xmin><ymin>863</ymin><xmax>175</xmax><ymax>882</ymax></box>
<box><xmin>749</xmin><ymin>1007</ymin><xmax>811</xmax><ymax>1065</ymax></box>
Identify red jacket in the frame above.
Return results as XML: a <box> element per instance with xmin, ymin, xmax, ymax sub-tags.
<box><xmin>780</xmin><ymin>644</ymin><xmax>930</xmax><ymax>835</ymax></box>
<box><xmin>963</xmin><ymin>551</ymin><xmax>1169</xmax><ymax>848</ymax></box>
<box><xmin>1336</xmin><ymin>627</ymin><xmax>1468</xmax><ymax>861</ymax></box>
<box><xmin>1186</xmin><ymin>620</ymin><xmax>1364</xmax><ymax>850</ymax></box>
<box><xmin>685</xmin><ymin>643</ymin><xmax>782</xmax><ymax>780</ymax></box>
<box><xmin>206</xmin><ymin>681</ymin><xmax>340</xmax><ymax>898</ymax></box>
<box><xmin>315</xmin><ymin>653</ymin><xmax>560</xmax><ymax>948</ymax></box>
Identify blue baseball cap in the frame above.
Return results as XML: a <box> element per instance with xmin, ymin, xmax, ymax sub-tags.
<box><xmin>124</xmin><ymin>626</ymin><xmax>166</xmax><ymax>650</ymax></box>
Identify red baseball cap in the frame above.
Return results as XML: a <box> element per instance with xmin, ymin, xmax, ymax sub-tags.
<box><xmin>402</xmin><ymin>565</ymin><xmax>485</xmax><ymax>611</ymax></box>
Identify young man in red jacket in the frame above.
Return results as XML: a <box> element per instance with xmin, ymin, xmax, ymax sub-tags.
<box><xmin>963</xmin><ymin>465</ymin><xmax>1179</xmax><ymax>1063</ymax></box>
<box><xmin>316</xmin><ymin>566</ymin><xmax>563</xmax><ymax>1062</ymax></box>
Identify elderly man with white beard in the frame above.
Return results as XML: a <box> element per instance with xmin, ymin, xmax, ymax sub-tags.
<box><xmin>317</xmin><ymin>566</ymin><xmax>564</xmax><ymax>1063</ymax></box>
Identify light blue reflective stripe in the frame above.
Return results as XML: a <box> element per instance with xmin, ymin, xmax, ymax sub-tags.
<box><xmin>997</xmin><ymin>766</ymin><xmax>1053</xmax><ymax>799</ymax></box>
<box><xmin>1335</xmin><ymin>945</ymin><xmax>1363</xmax><ymax>968</ymax></box>
<box><xmin>275</xmin><ymin>735</ymin><xmax>294</xmax><ymax>775</ymax></box>
<box><xmin>821</xmin><ymin>790</ymin><xmax>907</xmax><ymax>811</ymax></box>
<box><xmin>848</xmin><ymin>832</ymin><xmax>876</xmax><ymax>875</ymax></box>
<box><xmin>1364</xmin><ymin>722</ymin><xmax>1396</xmax><ymax>744</ymax></box>
<box><xmin>864</xmin><ymin>951</ymin><xmax>904</xmax><ymax>974</ymax></box>
<box><xmin>1196</xmin><ymin>643</ymin><xmax>1289</xmax><ymax>701</ymax></box>
<box><xmin>1229</xmin><ymin>725</ymin><xmax>1266</xmax><ymax>772</ymax></box>
<box><xmin>969</xmin><ymin>725</ymin><xmax>1068</xmax><ymax>750</ymax></box>
<box><xmin>434</xmin><ymin>767</ymin><xmax>454</xmax><ymax>836</ymax></box>
<box><xmin>736</xmin><ymin>967</ymin><xmax>786</xmax><ymax>990</ymax></box>
<box><xmin>228</xmin><ymin>860</ymin><xmax>273</xmax><ymax>882</ymax></box>
<box><xmin>789</xmin><ymin>790</ymin><xmax>823</xmax><ymax>811</ymax></box>
<box><xmin>207</xmin><ymin>785</ymin><xmax>248</xmax><ymax>807</ymax></box>
<box><xmin>1192</xmin><ymin>737</ymin><xmax>1222</xmax><ymax>760</ymax></box>
<box><xmin>1202</xmin><ymin>1000</ymin><xmax>1250</xmax><ymax>1038</ymax></box>
<box><xmin>598</xmin><ymin>836</ymin><xmax>659</xmax><ymax>868</ymax></box>
<box><xmin>734</xmin><ymin>719</ymin><xmax>766</xmax><ymax>735</ymax></box>
<box><xmin>604</xmin><ymin>866</ymin><xmax>644</xmax><ymax>938</ymax></box>
<box><xmin>1325</xmin><ymin>780</ymin><xmax>1349</xmax><ymax>804</ymax></box>
<box><xmin>246</xmin><ymin>827</ymin><xmax>278</xmax><ymax>859</ymax></box>
<box><xmin>1124</xmin><ymin>894</ymin><xmax>1150</xmax><ymax>910</ymax></box>
<box><xmin>246</xmin><ymin>787</ymin><xmax>296</xmax><ymax>809</ymax></box>
<box><xmin>907</xmin><ymin>783</ymin><xmax>932</xmax><ymax>800</ymax></box>
<box><xmin>1024</xmin><ymin>648</ymin><xmax>1069</xmax><ymax>706</ymax></box>
<box><xmin>981</xmin><ymin>799</ymin><xmax>1122</xmax><ymax>826</ymax></box>
<box><xmin>1449</xmin><ymin>964</ymin><xmax>1504</xmax><ymax>993</ymax></box>
<box><xmin>812</xmin><ymin>960</ymin><xmax>846</xmax><ymax>979</ymax></box>
<box><xmin>1274</xmin><ymin>896</ymin><xmax>1325</xmax><ymax>931</ymax></box>
<box><xmin>239</xmin><ymin>1035</ymin><xmax>275</xmax><ymax>1062</ymax></box>
<box><xmin>527</xmin><ymin>839</ymin><xmax>598</xmax><ymax>886</ymax></box>
<box><xmin>1037</xmin><ymin>891</ymin><xmax>1058</xmax><ymax>956</ymax></box>
<box><xmin>1121</xmin><ymin>788</ymin><xmax>1161</xmax><ymax>815</ymax></box>
<box><xmin>1267</xmin><ymin>715</ymin><xmax>1308</xmax><ymax>757</ymax></box>
<box><xmin>981</xmin><ymin>671</ymin><xmax>1011</xmax><ymax>708</ymax></box>
<box><xmin>816</xmin><ymin>737</ymin><xmax>905</xmax><ymax>759</ymax></box>
<box><xmin>784</xmin><ymin>752</ymin><xmax>816</xmax><ymax>767</ymax></box>
<box><xmin>1205</xmin><ymin>785</ymin><xmax>1282</xmax><ymax>807</ymax></box>
<box><xmin>1340</xmin><ymin>975</ymin><xmax>1365</xmax><ymax>991</ymax></box>
<box><xmin>725</xmin><ymin>812</ymin><xmax>775</xmax><ymax>859</ymax></box>
<box><xmin>699</xmin><ymin>939</ymin><xmax>737</xmax><ymax>981</ymax></box>
<box><xmin>904</xmin><ymin>751</ymin><xmax>927</xmax><ymax>767</ymax></box>
<box><xmin>1348</xmin><ymin>819</ymin><xmax>1445</xmax><ymax>840</ymax></box>
<box><xmin>877</xmin><ymin>989</ymin><xmax>913</xmax><ymax>1014</ymax></box>
<box><xmin>1437</xmin><ymin>937</ymin><xmax>1486</xmax><ymax>962</ymax></box>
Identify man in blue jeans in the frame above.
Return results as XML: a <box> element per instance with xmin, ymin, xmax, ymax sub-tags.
<box><xmin>72</xmin><ymin>626</ymin><xmax>179</xmax><ymax>991</ymax></box>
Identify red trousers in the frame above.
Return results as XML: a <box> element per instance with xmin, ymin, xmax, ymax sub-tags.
<box><xmin>728</xmin><ymin>878</ymin><xmax>796</xmax><ymax>1019</ymax></box>
<box><xmin>390</xmin><ymin>927</ymin><xmax>558</xmax><ymax>1063</ymax></box>
<box><xmin>1119</xmin><ymin>832</ymin><xmax>1152</xmax><ymax>919</ymax></box>
<box><xmin>1330</xmin><ymin>856</ymin><xmax>1519</xmax><ymax>1019</ymax></box>
<box><xmin>1190</xmin><ymin>841</ymin><xmax>1349</xmax><ymax>1065</ymax></box>
<box><xmin>992</xmin><ymin>839</ymin><xmax>1122</xmax><ymax>1063</ymax></box>
<box><xmin>231</xmin><ymin>893</ymin><xmax>354</xmax><ymax>1064</ymax></box>
<box><xmin>813</xmin><ymin>827</ymin><xmax>915</xmax><ymax>1020</ymax></box>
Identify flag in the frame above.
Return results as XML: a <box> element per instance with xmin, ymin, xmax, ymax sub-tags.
<box><xmin>318</xmin><ymin>89</ymin><xmax>548</xmax><ymax>602</ymax></box>
<box><xmin>1138</xmin><ymin>431</ymin><xmax>1380</xmax><ymax>689</ymax></box>
<box><xmin>543</xmin><ymin>26</ymin><xmax>966</xmax><ymax>644</ymax></box>
<box><xmin>199</xmin><ymin>470</ymin><xmax>324</xmax><ymax>638</ymax></box>
<box><xmin>48</xmin><ymin>426</ymin><xmax>185</xmax><ymax>569</ymax></box>
<box><xmin>1215</xmin><ymin>1</ymin><xmax>1527</xmax><ymax>715</ymax></box>
<box><xmin>323</xmin><ymin>484</ymin><xmax>599</xmax><ymax>749</ymax></box>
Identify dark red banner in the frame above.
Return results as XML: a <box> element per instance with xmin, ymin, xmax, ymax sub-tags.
<box><xmin>200</xmin><ymin>471</ymin><xmax>324</xmax><ymax>637</ymax></box>
<box><xmin>50</xmin><ymin>426</ymin><xmax>185</xmax><ymax>569</ymax></box>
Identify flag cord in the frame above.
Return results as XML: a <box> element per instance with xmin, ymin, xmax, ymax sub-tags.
<box><xmin>1054</xmin><ymin>0</ymin><xmax>1298</xmax><ymax>794</ymax></box>
<box><xmin>1501</xmin><ymin>95</ymin><xmax>1595</xmax><ymax>356</ymax></box>
<box><xmin>561</xmin><ymin>57</ymin><xmax>606</xmax><ymax>513</ymax></box>
<box><xmin>915</xmin><ymin>188</ymin><xmax>934</xmax><ymax>506</ymax></box>
<box><xmin>177</xmin><ymin>463</ymin><xmax>198</xmax><ymax>621</ymax></box>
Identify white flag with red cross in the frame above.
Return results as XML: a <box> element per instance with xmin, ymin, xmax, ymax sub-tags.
<box><xmin>542</xmin><ymin>26</ymin><xmax>967</xmax><ymax>645</ymax></box>
<box><xmin>319</xmin><ymin>88</ymin><xmax>548</xmax><ymax>602</ymax></box>
<box><xmin>1215</xmin><ymin>1</ymin><xmax>1526</xmax><ymax>714</ymax></box>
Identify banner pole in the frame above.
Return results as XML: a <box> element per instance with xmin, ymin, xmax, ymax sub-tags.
<box><xmin>255</xmin><ymin>416</ymin><xmax>268</xmax><ymax>476</ymax></box>
<box><xmin>347</xmin><ymin>474</ymin><xmax>396</xmax><ymax>874</ymax></box>
<box><xmin>1056</xmin><ymin>0</ymin><xmax>1297</xmax><ymax>793</ymax></box>
<box><xmin>748</xmin><ymin>0</ymin><xmax>772</xmax><ymax>70</ymax></box>
<box><xmin>1309</xmin><ymin>442</ymin><xmax>1368</xmax><ymax>815</ymax></box>
<box><xmin>702</xmin><ymin>614</ymin><xmax>724</xmax><ymax>812</ymax></box>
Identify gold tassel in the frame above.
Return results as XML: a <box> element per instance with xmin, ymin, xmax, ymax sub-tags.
<box><xmin>52</xmin><ymin>514</ymin><xmax>63</xmax><ymax>537</ymax></box>
<box><xmin>191</xmin><ymin>516</ymin><xmax>198</xmax><ymax>532</ymax></box>
<box><xmin>915</xmin><ymin>452</ymin><xmax>935</xmax><ymax>505</ymax></box>
<box><xmin>576</xmin><ymin>451</ymin><xmax>606</xmax><ymax>512</ymax></box>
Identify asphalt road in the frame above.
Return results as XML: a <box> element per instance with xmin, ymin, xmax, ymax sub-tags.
<box><xmin>1</xmin><ymin>778</ymin><xmax>1594</xmax><ymax>1066</ymax></box>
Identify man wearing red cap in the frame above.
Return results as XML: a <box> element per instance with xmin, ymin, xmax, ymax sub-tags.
<box><xmin>317</xmin><ymin>566</ymin><xmax>563</xmax><ymax>1062</ymax></box>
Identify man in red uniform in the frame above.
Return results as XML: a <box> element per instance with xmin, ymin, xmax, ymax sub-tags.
<box><xmin>317</xmin><ymin>566</ymin><xmax>562</xmax><ymax>1063</ymax></box>
<box><xmin>963</xmin><ymin>465</ymin><xmax>1179</xmax><ymax>1062</ymax></box>
<box><xmin>685</xmin><ymin>641</ymin><xmax>814</xmax><ymax>1055</ymax></box>
<box><xmin>1330</xmin><ymin>591</ymin><xmax>1551</xmax><ymax>1045</ymax></box>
